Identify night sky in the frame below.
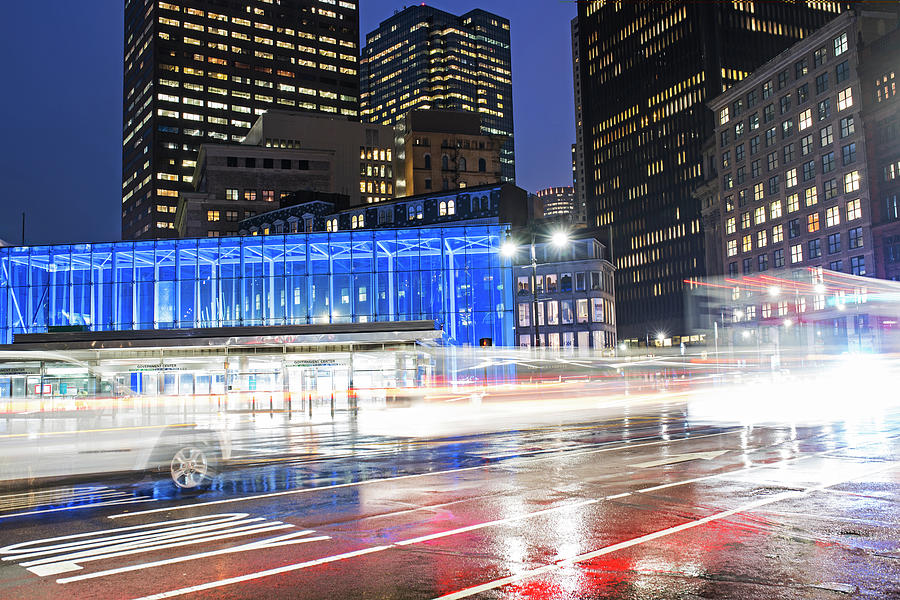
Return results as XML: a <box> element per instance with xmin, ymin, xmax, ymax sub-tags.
<box><xmin>0</xmin><ymin>1</ymin><xmax>576</xmax><ymax>246</ymax></box>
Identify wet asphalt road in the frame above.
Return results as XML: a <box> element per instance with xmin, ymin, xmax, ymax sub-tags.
<box><xmin>0</xmin><ymin>391</ymin><xmax>898</xmax><ymax>600</ymax></box>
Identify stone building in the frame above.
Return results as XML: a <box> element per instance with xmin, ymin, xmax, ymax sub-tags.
<box><xmin>396</xmin><ymin>110</ymin><xmax>504</xmax><ymax>198</ymax></box>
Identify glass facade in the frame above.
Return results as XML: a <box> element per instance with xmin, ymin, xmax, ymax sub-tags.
<box><xmin>0</xmin><ymin>226</ymin><xmax>513</xmax><ymax>347</ymax></box>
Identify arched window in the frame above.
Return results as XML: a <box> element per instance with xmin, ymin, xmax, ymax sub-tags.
<box><xmin>447</xmin><ymin>199</ymin><xmax>455</xmax><ymax>215</ymax></box>
<box><xmin>480</xmin><ymin>196</ymin><xmax>488</xmax><ymax>210</ymax></box>
<box><xmin>439</xmin><ymin>201</ymin><xmax>447</xmax><ymax>216</ymax></box>
<box><xmin>458</xmin><ymin>157</ymin><xmax>466</xmax><ymax>172</ymax></box>
<box><xmin>478</xmin><ymin>158</ymin><xmax>486</xmax><ymax>172</ymax></box>
<box><xmin>424</xmin><ymin>154</ymin><xmax>431</xmax><ymax>169</ymax></box>
<box><xmin>407</xmin><ymin>205</ymin><xmax>415</xmax><ymax>220</ymax></box>
<box><xmin>416</xmin><ymin>204</ymin><xmax>423</xmax><ymax>219</ymax></box>
<box><xmin>441</xmin><ymin>154</ymin><xmax>449</xmax><ymax>170</ymax></box>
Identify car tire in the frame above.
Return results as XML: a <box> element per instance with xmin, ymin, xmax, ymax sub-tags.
<box><xmin>168</xmin><ymin>442</ymin><xmax>218</xmax><ymax>490</ymax></box>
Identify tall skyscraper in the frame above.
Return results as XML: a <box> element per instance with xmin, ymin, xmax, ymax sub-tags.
<box><xmin>360</xmin><ymin>6</ymin><xmax>515</xmax><ymax>184</ymax></box>
<box><xmin>570</xmin><ymin>16</ymin><xmax>587</xmax><ymax>225</ymax></box>
<box><xmin>576</xmin><ymin>1</ymin><xmax>849</xmax><ymax>340</ymax></box>
<box><xmin>122</xmin><ymin>0</ymin><xmax>360</xmax><ymax>240</ymax></box>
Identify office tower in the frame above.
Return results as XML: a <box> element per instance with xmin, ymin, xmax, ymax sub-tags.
<box><xmin>360</xmin><ymin>6</ymin><xmax>515</xmax><ymax>184</ymax></box>
<box><xmin>570</xmin><ymin>17</ymin><xmax>587</xmax><ymax>225</ymax></box>
<box><xmin>536</xmin><ymin>187</ymin><xmax>578</xmax><ymax>221</ymax></box>
<box><xmin>576</xmin><ymin>0</ymin><xmax>849</xmax><ymax>340</ymax></box>
<box><xmin>122</xmin><ymin>0</ymin><xmax>360</xmax><ymax>240</ymax></box>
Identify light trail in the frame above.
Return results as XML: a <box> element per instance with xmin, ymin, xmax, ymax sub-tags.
<box><xmin>108</xmin><ymin>428</ymin><xmax>740</xmax><ymax>520</ymax></box>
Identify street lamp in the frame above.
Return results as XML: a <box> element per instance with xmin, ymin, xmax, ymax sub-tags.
<box><xmin>502</xmin><ymin>227</ymin><xmax>571</xmax><ymax>348</ymax></box>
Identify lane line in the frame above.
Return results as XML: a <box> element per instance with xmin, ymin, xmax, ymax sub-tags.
<box><xmin>109</xmin><ymin>428</ymin><xmax>739</xmax><ymax>519</ymax></box>
<box><xmin>128</xmin><ymin>546</ymin><xmax>393</xmax><ymax>600</ymax></box>
<box><xmin>115</xmin><ymin>436</ymin><xmax>897</xmax><ymax>600</ymax></box>
<box><xmin>433</xmin><ymin>460</ymin><xmax>900</xmax><ymax>600</ymax></box>
<box><xmin>0</xmin><ymin>497</ymin><xmax>156</xmax><ymax>520</ymax></box>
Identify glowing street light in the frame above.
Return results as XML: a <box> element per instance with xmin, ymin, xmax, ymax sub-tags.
<box><xmin>551</xmin><ymin>230</ymin><xmax>570</xmax><ymax>247</ymax></box>
<box><xmin>768</xmin><ymin>286</ymin><xmax>781</xmax><ymax>297</ymax></box>
<box><xmin>500</xmin><ymin>240</ymin><xmax>518</xmax><ymax>258</ymax></box>
<box><xmin>656</xmin><ymin>332</ymin><xmax>666</xmax><ymax>343</ymax></box>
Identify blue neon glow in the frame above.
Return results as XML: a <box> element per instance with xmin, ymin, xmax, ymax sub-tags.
<box><xmin>0</xmin><ymin>226</ymin><xmax>514</xmax><ymax>346</ymax></box>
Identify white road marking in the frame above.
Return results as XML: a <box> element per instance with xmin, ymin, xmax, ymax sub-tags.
<box><xmin>432</xmin><ymin>460</ymin><xmax>900</xmax><ymax>600</ymax></box>
<box><xmin>1</xmin><ymin>512</ymin><xmax>328</xmax><ymax>579</ymax></box>
<box><xmin>128</xmin><ymin>545</ymin><xmax>394</xmax><ymax>600</ymax></box>
<box><xmin>115</xmin><ymin>438</ymin><xmax>892</xmax><ymax>600</ymax></box>
<box><xmin>109</xmin><ymin>429</ymin><xmax>740</xmax><ymax>520</ymax></box>
<box><xmin>57</xmin><ymin>531</ymin><xmax>331</xmax><ymax>584</ymax></box>
<box><xmin>632</xmin><ymin>449</ymin><xmax>729</xmax><ymax>469</ymax></box>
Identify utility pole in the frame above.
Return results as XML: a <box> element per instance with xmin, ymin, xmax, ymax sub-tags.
<box><xmin>21</xmin><ymin>212</ymin><xmax>25</xmax><ymax>246</ymax></box>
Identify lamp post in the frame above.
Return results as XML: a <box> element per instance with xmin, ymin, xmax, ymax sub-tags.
<box><xmin>502</xmin><ymin>227</ymin><xmax>570</xmax><ymax>349</ymax></box>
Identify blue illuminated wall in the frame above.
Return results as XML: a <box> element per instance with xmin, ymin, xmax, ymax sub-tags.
<box><xmin>0</xmin><ymin>226</ymin><xmax>514</xmax><ymax>346</ymax></box>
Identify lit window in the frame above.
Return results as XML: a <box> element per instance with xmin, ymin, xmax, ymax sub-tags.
<box><xmin>719</xmin><ymin>107</ymin><xmax>730</xmax><ymax>125</ymax></box>
<box><xmin>807</xmin><ymin>212</ymin><xmax>820</xmax><ymax>233</ymax></box>
<box><xmin>785</xmin><ymin>168</ymin><xmax>797</xmax><ymax>188</ymax></box>
<box><xmin>787</xmin><ymin>193</ymin><xmax>799</xmax><ymax>213</ymax></box>
<box><xmin>805</xmin><ymin>187</ymin><xmax>818</xmax><ymax>207</ymax></box>
<box><xmin>847</xmin><ymin>198</ymin><xmax>861</xmax><ymax>221</ymax></box>
<box><xmin>754</xmin><ymin>206</ymin><xmax>766</xmax><ymax>225</ymax></box>
<box><xmin>799</xmin><ymin>109</ymin><xmax>812</xmax><ymax>130</ymax></box>
<box><xmin>753</xmin><ymin>183</ymin><xmax>764</xmax><ymax>201</ymax></box>
<box><xmin>757</xmin><ymin>229</ymin><xmax>768</xmax><ymax>248</ymax></box>
<box><xmin>791</xmin><ymin>244</ymin><xmax>803</xmax><ymax>264</ymax></box>
<box><xmin>837</xmin><ymin>87</ymin><xmax>853</xmax><ymax>111</ymax></box>
<box><xmin>725</xmin><ymin>217</ymin><xmax>736</xmax><ymax>235</ymax></box>
<box><xmin>742</xmin><ymin>235</ymin><xmax>752</xmax><ymax>253</ymax></box>
<box><xmin>834</xmin><ymin>32</ymin><xmax>848</xmax><ymax>56</ymax></box>
<box><xmin>773</xmin><ymin>224</ymin><xmax>784</xmax><ymax>243</ymax></box>
<box><xmin>844</xmin><ymin>171</ymin><xmax>860</xmax><ymax>193</ymax></box>
<box><xmin>769</xmin><ymin>200</ymin><xmax>782</xmax><ymax>219</ymax></box>
<box><xmin>207</xmin><ymin>210</ymin><xmax>220</xmax><ymax>222</ymax></box>
<box><xmin>727</xmin><ymin>239</ymin><xmax>737</xmax><ymax>257</ymax></box>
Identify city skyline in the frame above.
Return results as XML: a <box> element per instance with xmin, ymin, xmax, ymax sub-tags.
<box><xmin>0</xmin><ymin>0</ymin><xmax>576</xmax><ymax>246</ymax></box>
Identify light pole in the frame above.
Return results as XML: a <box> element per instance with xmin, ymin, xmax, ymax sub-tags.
<box><xmin>502</xmin><ymin>227</ymin><xmax>570</xmax><ymax>349</ymax></box>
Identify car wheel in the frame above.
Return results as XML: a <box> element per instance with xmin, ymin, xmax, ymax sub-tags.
<box><xmin>169</xmin><ymin>444</ymin><xmax>216</xmax><ymax>489</ymax></box>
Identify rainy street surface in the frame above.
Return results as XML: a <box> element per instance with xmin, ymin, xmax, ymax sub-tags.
<box><xmin>0</xmin><ymin>382</ymin><xmax>899</xmax><ymax>600</ymax></box>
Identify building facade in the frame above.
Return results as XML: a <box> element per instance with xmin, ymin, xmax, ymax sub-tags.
<box><xmin>708</xmin><ymin>10</ymin><xmax>898</xmax><ymax>284</ymax></box>
<box><xmin>174</xmin><ymin>111</ymin><xmax>396</xmax><ymax>237</ymax></box>
<box><xmin>122</xmin><ymin>0</ymin><xmax>360</xmax><ymax>240</ymax></box>
<box><xmin>360</xmin><ymin>6</ymin><xmax>515</xmax><ymax>183</ymax></box>
<box><xmin>237</xmin><ymin>183</ymin><xmax>530</xmax><ymax>236</ymax></box>
<box><xmin>576</xmin><ymin>0</ymin><xmax>850</xmax><ymax>339</ymax></box>
<box><xmin>395</xmin><ymin>110</ymin><xmax>503</xmax><ymax>197</ymax></box>
<box><xmin>860</xmin><ymin>24</ymin><xmax>900</xmax><ymax>281</ymax></box>
<box><xmin>0</xmin><ymin>227</ymin><xmax>514</xmax><ymax>348</ymax></box>
<box><xmin>570</xmin><ymin>17</ymin><xmax>587</xmax><ymax>225</ymax></box>
<box><xmin>512</xmin><ymin>238</ymin><xmax>616</xmax><ymax>351</ymax></box>
<box><xmin>536</xmin><ymin>187</ymin><xmax>578</xmax><ymax>221</ymax></box>
<box><xmin>176</xmin><ymin>144</ymin><xmax>336</xmax><ymax>238</ymax></box>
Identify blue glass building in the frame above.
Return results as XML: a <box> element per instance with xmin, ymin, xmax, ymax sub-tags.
<box><xmin>0</xmin><ymin>226</ymin><xmax>513</xmax><ymax>347</ymax></box>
